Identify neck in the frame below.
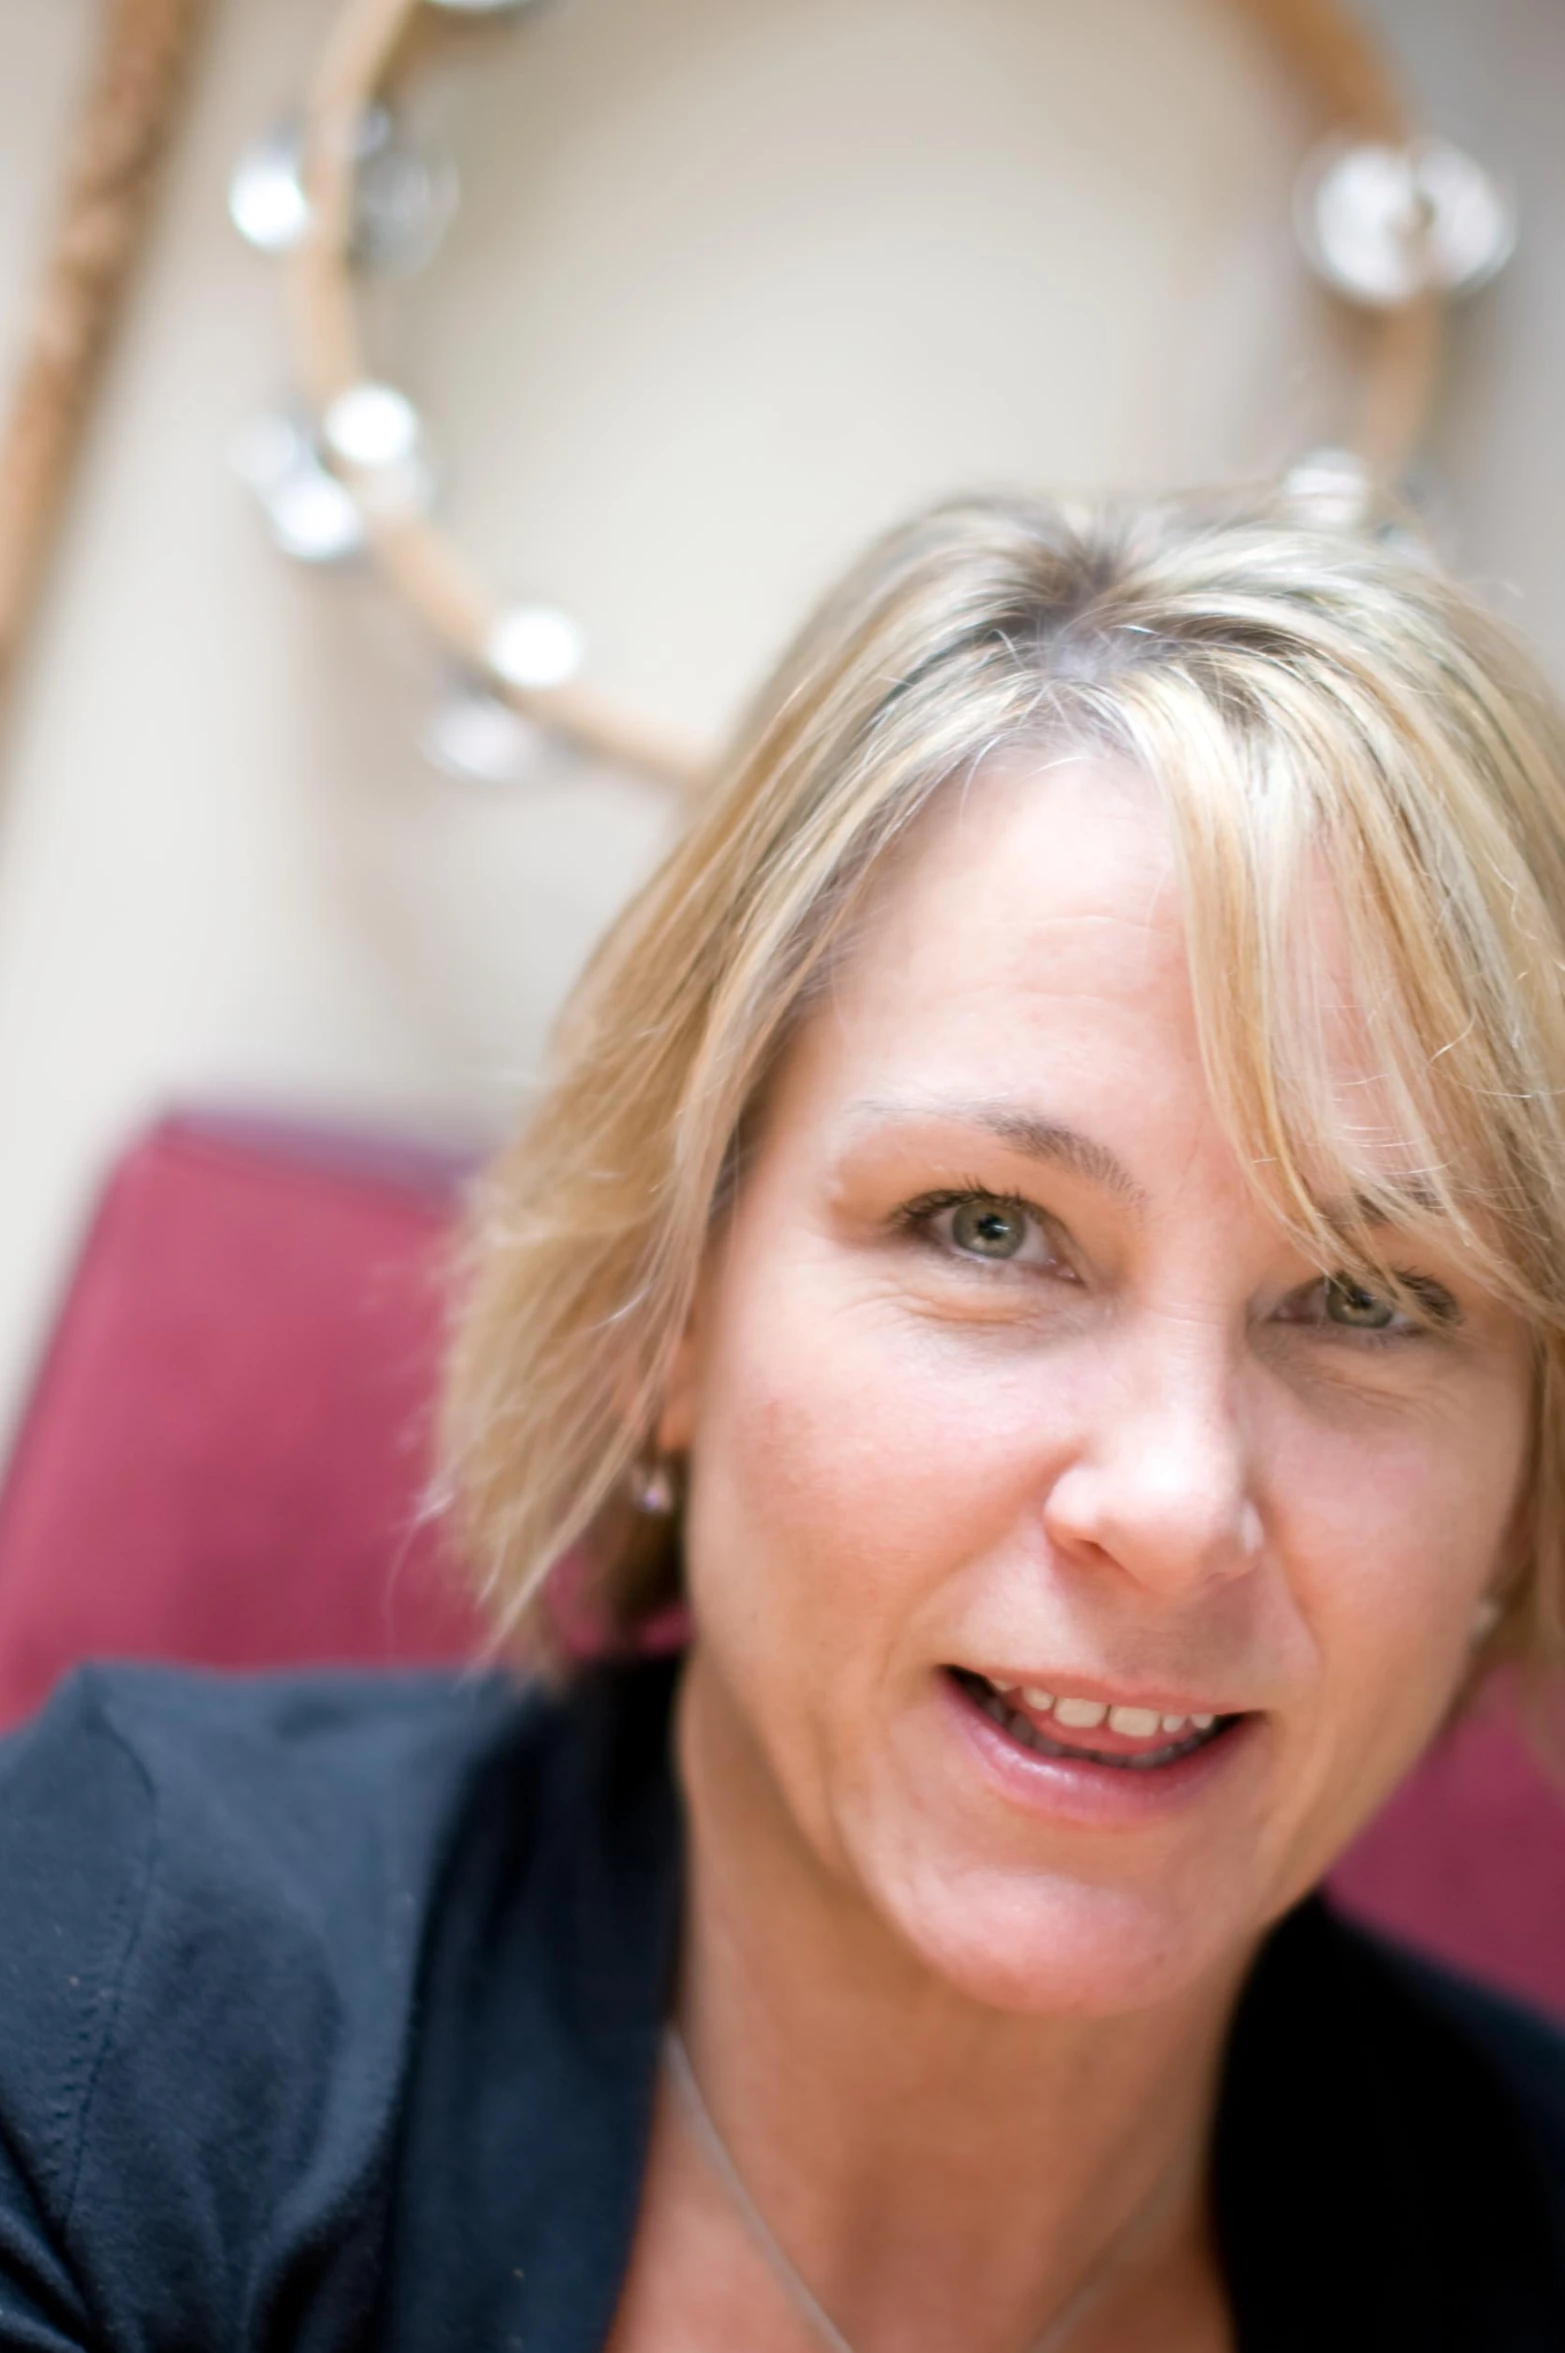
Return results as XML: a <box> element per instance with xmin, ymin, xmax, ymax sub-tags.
<box><xmin>672</xmin><ymin>1649</ymin><xmax>1245</xmax><ymax>2353</ymax></box>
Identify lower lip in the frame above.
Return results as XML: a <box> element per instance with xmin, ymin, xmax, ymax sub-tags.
<box><xmin>940</xmin><ymin>1669</ymin><xmax>1262</xmax><ymax>1829</ymax></box>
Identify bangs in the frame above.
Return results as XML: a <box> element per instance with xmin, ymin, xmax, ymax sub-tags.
<box><xmin>1088</xmin><ymin>665</ymin><xmax>1565</xmax><ymax>1327</ymax></box>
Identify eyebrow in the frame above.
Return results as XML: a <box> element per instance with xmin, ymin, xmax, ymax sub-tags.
<box><xmin>1320</xmin><ymin>1182</ymin><xmax>1445</xmax><ymax>1235</ymax></box>
<box><xmin>841</xmin><ymin>1097</ymin><xmax>1148</xmax><ymax>1210</ymax></box>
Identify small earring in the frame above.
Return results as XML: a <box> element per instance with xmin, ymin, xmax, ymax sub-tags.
<box><xmin>631</xmin><ymin>1457</ymin><xmax>678</xmax><ymax>1517</ymax></box>
<box><xmin>1471</xmin><ymin>1595</ymin><xmax>1503</xmax><ymax>1647</ymax></box>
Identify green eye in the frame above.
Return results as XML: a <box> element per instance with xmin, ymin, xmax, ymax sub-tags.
<box><xmin>950</xmin><ymin>1197</ymin><xmax>1029</xmax><ymax>1259</ymax></box>
<box><xmin>1324</xmin><ymin>1275</ymin><xmax>1397</xmax><ymax>1330</ymax></box>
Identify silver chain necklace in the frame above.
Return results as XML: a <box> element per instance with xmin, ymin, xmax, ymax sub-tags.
<box><xmin>663</xmin><ymin>2025</ymin><xmax>1194</xmax><ymax>2353</ymax></box>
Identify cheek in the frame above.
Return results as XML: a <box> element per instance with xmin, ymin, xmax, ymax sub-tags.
<box><xmin>1238</xmin><ymin>1396</ymin><xmax>1528</xmax><ymax>1903</ymax></box>
<box><xmin>1269</xmin><ymin>1388</ymin><xmax>1527</xmax><ymax>1729</ymax></box>
<box><xmin>681</xmin><ymin>1256</ymin><xmax>1065</xmax><ymax>1666</ymax></box>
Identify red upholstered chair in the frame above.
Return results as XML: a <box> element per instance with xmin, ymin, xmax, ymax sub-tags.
<box><xmin>0</xmin><ymin>1113</ymin><xmax>486</xmax><ymax>1718</ymax></box>
<box><xmin>1330</xmin><ymin>1707</ymin><xmax>1565</xmax><ymax>2017</ymax></box>
<box><xmin>2</xmin><ymin>1110</ymin><xmax>1564</xmax><ymax>2020</ymax></box>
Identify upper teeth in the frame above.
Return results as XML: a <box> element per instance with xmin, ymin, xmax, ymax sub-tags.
<box><xmin>1015</xmin><ymin>1688</ymin><xmax>1217</xmax><ymax>1738</ymax></box>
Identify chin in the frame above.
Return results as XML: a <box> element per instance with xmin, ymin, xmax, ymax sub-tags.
<box><xmin>875</xmin><ymin>1859</ymin><xmax>1243</xmax><ymax>2018</ymax></box>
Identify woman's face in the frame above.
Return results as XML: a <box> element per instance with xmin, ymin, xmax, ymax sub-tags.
<box><xmin>662</xmin><ymin>759</ymin><xmax>1534</xmax><ymax>2015</ymax></box>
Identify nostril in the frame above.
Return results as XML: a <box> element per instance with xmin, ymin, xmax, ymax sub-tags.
<box><xmin>1043</xmin><ymin>1452</ymin><xmax>1258</xmax><ymax>1593</ymax></box>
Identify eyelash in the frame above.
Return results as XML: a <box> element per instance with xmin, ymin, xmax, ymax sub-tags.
<box><xmin>895</xmin><ymin>1187</ymin><xmax>1461</xmax><ymax>1339</ymax></box>
<box><xmin>895</xmin><ymin>1184</ymin><xmax>1066</xmax><ymax>1272</ymax></box>
<box><xmin>1296</xmin><ymin>1272</ymin><xmax>1461</xmax><ymax>1346</ymax></box>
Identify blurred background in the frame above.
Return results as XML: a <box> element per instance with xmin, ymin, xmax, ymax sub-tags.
<box><xmin>0</xmin><ymin>0</ymin><xmax>1561</xmax><ymax>1463</ymax></box>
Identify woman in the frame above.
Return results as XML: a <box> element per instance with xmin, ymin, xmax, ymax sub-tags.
<box><xmin>4</xmin><ymin>489</ymin><xmax>1565</xmax><ymax>2353</ymax></box>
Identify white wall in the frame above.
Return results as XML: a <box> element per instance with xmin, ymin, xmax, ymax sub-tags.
<box><xmin>0</xmin><ymin>0</ymin><xmax>1560</xmax><ymax>1457</ymax></box>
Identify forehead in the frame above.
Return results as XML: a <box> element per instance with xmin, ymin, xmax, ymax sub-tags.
<box><xmin>767</xmin><ymin>750</ymin><xmax>1395</xmax><ymax>1195</ymax></box>
<box><xmin>811</xmin><ymin>756</ymin><xmax>1198</xmax><ymax>1092</ymax></box>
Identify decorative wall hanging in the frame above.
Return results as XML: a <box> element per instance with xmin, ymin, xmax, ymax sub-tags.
<box><xmin>0</xmin><ymin>0</ymin><xmax>210</xmax><ymax>693</ymax></box>
<box><xmin>229</xmin><ymin>0</ymin><xmax>1516</xmax><ymax>794</ymax></box>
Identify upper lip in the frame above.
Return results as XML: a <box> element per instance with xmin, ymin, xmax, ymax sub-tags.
<box><xmin>962</xmin><ymin>1666</ymin><xmax>1246</xmax><ymax>1719</ymax></box>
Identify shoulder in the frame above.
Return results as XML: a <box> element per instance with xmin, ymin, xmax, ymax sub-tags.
<box><xmin>0</xmin><ymin>1662</ymin><xmax>546</xmax><ymax>2013</ymax></box>
<box><xmin>1356</xmin><ymin>1917</ymin><xmax>1565</xmax><ymax>2174</ymax></box>
<box><xmin>1240</xmin><ymin>1893</ymin><xmax>1565</xmax><ymax>2120</ymax></box>
<box><xmin>1219</xmin><ymin>1897</ymin><xmax>1565</xmax><ymax>2343</ymax></box>
<box><xmin>0</xmin><ymin>1664</ymin><xmax>549</xmax><ymax>2347</ymax></box>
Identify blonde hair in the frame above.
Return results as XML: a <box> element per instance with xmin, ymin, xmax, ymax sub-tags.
<box><xmin>440</xmin><ymin>489</ymin><xmax>1565</xmax><ymax>1677</ymax></box>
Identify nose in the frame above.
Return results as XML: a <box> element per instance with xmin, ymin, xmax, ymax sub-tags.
<box><xmin>1041</xmin><ymin>1312</ymin><xmax>1260</xmax><ymax>1599</ymax></box>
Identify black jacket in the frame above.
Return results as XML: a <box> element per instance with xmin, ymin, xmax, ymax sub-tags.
<box><xmin>1</xmin><ymin>1657</ymin><xmax>1564</xmax><ymax>2351</ymax></box>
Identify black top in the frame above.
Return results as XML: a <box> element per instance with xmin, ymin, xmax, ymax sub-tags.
<box><xmin>2</xmin><ymin>1661</ymin><xmax>1565</xmax><ymax>2352</ymax></box>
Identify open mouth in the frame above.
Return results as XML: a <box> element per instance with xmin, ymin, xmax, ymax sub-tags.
<box><xmin>947</xmin><ymin>1667</ymin><xmax>1241</xmax><ymax>1772</ymax></box>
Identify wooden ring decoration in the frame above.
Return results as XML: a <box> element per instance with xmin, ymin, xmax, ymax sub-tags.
<box><xmin>285</xmin><ymin>0</ymin><xmax>1448</xmax><ymax>793</ymax></box>
<box><xmin>0</xmin><ymin>0</ymin><xmax>211</xmax><ymax>694</ymax></box>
